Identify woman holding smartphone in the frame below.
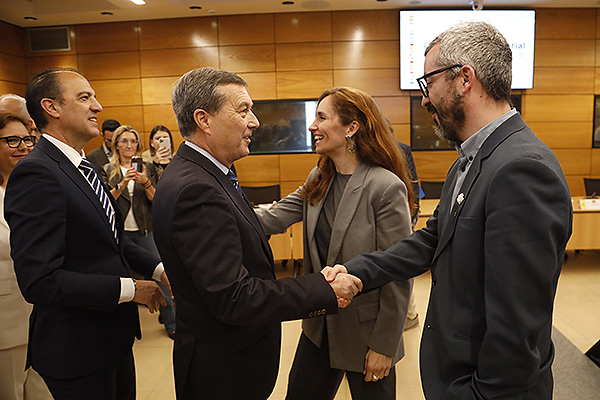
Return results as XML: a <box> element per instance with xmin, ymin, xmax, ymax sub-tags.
<box><xmin>101</xmin><ymin>125</ymin><xmax>176</xmax><ymax>339</ymax></box>
<box><xmin>142</xmin><ymin>125</ymin><xmax>174</xmax><ymax>178</ymax></box>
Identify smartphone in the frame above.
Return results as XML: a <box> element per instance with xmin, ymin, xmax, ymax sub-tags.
<box><xmin>158</xmin><ymin>137</ymin><xmax>171</xmax><ymax>151</ymax></box>
<box><xmin>131</xmin><ymin>157</ymin><xmax>143</xmax><ymax>172</ymax></box>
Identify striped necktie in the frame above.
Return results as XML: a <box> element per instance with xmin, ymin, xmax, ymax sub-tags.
<box><xmin>78</xmin><ymin>159</ymin><xmax>118</xmax><ymax>243</ymax></box>
<box><xmin>226</xmin><ymin>168</ymin><xmax>244</xmax><ymax>196</ymax></box>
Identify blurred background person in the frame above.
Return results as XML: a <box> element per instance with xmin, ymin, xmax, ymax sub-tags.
<box><xmin>86</xmin><ymin>119</ymin><xmax>120</xmax><ymax>172</ymax></box>
<box><xmin>256</xmin><ymin>87</ymin><xmax>415</xmax><ymax>400</ymax></box>
<box><xmin>0</xmin><ymin>113</ymin><xmax>52</xmax><ymax>400</ymax></box>
<box><xmin>142</xmin><ymin>125</ymin><xmax>174</xmax><ymax>178</ymax></box>
<box><xmin>101</xmin><ymin>125</ymin><xmax>176</xmax><ymax>339</ymax></box>
<box><xmin>0</xmin><ymin>94</ymin><xmax>38</xmax><ymax>140</ymax></box>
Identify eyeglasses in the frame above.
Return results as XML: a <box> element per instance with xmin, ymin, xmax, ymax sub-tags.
<box><xmin>416</xmin><ymin>64</ymin><xmax>463</xmax><ymax>98</ymax></box>
<box><xmin>0</xmin><ymin>135</ymin><xmax>36</xmax><ymax>148</ymax></box>
<box><xmin>118</xmin><ymin>139</ymin><xmax>138</xmax><ymax>146</ymax></box>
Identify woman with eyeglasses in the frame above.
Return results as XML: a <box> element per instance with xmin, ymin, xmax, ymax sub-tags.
<box><xmin>0</xmin><ymin>113</ymin><xmax>52</xmax><ymax>400</ymax></box>
<box><xmin>100</xmin><ymin>125</ymin><xmax>176</xmax><ymax>339</ymax></box>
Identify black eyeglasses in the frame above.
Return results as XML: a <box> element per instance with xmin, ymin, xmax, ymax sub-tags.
<box><xmin>0</xmin><ymin>135</ymin><xmax>36</xmax><ymax>148</ymax></box>
<box><xmin>416</xmin><ymin>64</ymin><xmax>463</xmax><ymax>98</ymax></box>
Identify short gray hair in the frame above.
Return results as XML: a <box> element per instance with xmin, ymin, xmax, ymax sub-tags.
<box><xmin>426</xmin><ymin>22</ymin><xmax>512</xmax><ymax>103</ymax></box>
<box><xmin>171</xmin><ymin>67</ymin><xmax>247</xmax><ymax>138</ymax></box>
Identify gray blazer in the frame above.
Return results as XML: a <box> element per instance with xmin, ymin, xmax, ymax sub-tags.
<box><xmin>256</xmin><ymin>161</ymin><xmax>413</xmax><ymax>372</ymax></box>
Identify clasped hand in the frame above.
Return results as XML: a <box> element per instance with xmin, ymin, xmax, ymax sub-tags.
<box><xmin>320</xmin><ymin>264</ymin><xmax>362</xmax><ymax>308</ymax></box>
<box><xmin>132</xmin><ymin>280</ymin><xmax>166</xmax><ymax>313</ymax></box>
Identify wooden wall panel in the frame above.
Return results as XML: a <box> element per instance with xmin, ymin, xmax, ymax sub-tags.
<box><xmin>138</xmin><ymin>17</ymin><xmax>218</xmax><ymax>50</ymax></box>
<box><xmin>391</xmin><ymin>123</ymin><xmax>410</xmax><ymax>144</ymax></box>
<box><xmin>275</xmin><ymin>12</ymin><xmax>332</xmax><ymax>43</ymax></box>
<box><xmin>591</xmin><ymin>149</ymin><xmax>600</xmax><ymax>176</ymax></box>
<box><xmin>332</xmin><ymin>10</ymin><xmax>397</xmax><ymax>41</ymax></box>
<box><xmin>530</xmin><ymin>67</ymin><xmax>595</xmax><ymax>94</ymax></box>
<box><xmin>141</xmin><ymin>76</ymin><xmax>178</xmax><ymax>105</ymax></box>
<box><xmin>333</xmin><ymin>69</ymin><xmax>402</xmax><ymax>97</ymax></box>
<box><xmin>142</xmin><ymin>104</ymin><xmax>178</xmax><ymax>132</ymax></box>
<box><xmin>333</xmin><ymin>41</ymin><xmax>398</xmax><ymax>69</ymax></box>
<box><xmin>92</xmin><ymin>79</ymin><xmax>142</xmax><ymax>107</ymax></box>
<box><xmin>0</xmin><ymin>81</ymin><xmax>26</xmax><ymax>96</ymax></box>
<box><xmin>0</xmin><ymin>21</ymin><xmax>25</xmax><ymax>57</ymax></box>
<box><xmin>553</xmin><ymin>149</ymin><xmax>592</xmax><ymax>175</ymax></box>
<box><xmin>412</xmin><ymin>151</ymin><xmax>457</xmax><ymax>181</ymax></box>
<box><xmin>529</xmin><ymin>121</ymin><xmax>592</xmax><ymax>149</ymax></box>
<box><xmin>219</xmin><ymin>44</ymin><xmax>275</xmax><ymax>73</ymax></box>
<box><xmin>235</xmin><ymin>154</ymin><xmax>280</xmax><ymax>183</ymax></box>
<box><xmin>566</xmin><ymin>175</ymin><xmax>585</xmax><ymax>196</ymax></box>
<box><xmin>238</xmin><ymin>72</ymin><xmax>277</xmax><ymax>100</ymax></box>
<box><xmin>139</xmin><ymin>47</ymin><xmax>219</xmax><ymax>77</ymax></box>
<box><xmin>78</xmin><ymin>51</ymin><xmax>140</xmax><ymax>80</ymax></box>
<box><xmin>83</xmin><ymin>136</ymin><xmax>103</xmax><ymax>155</ymax></box>
<box><xmin>0</xmin><ymin>52</ymin><xmax>26</xmax><ymax>83</ymax></box>
<box><xmin>280</xmin><ymin>181</ymin><xmax>304</xmax><ymax>198</ymax></box>
<box><xmin>523</xmin><ymin>95</ymin><xmax>593</xmax><ymax>122</ymax></box>
<box><xmin>277</xmin><ymin>70</ymin><xmax>332</xmax><ymax>99</ymax></box>
<box><xmin>75</xmin><ymin>22</ymin><xmax>139</xmax><ymax>54</ymax></box>
<box><xmin>279</xmin><ymin>153</ymin><xmax>319</xmax><ymax>182</ymax></box>
<box><xmin>535</xmin><ymin>9</ymin><xmax>596</xmax><ymax>39</ymax></box>
<box><xmin>218</xmin><ymin>14</ymin><xmax>274</xmax><ymax>45</ymax></box>
<box><xmin>275</xmin><ymin>43</ymin><xmax>333</xmax><ymax>71</ymax></box>
<box><xmin>100</xmin><ymin>105</ymin><xmax>144</xmax><ymax>133</ymax></box>
<box><xmin>535</xmin><ymin>40</ymin><xmax>595</xmax><ymax>67</ymax></box>
<box><xmin>374</xmin><ymin>97</ymin><xmax>410</xmax><ymax>124</ymax></box>
<box><xmin>25</xmin><ymin>55</ymin><xmax>78</xmax><ymax>79</ymax></box>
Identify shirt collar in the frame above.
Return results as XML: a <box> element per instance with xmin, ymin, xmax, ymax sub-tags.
<box><xmin>184</xmin><ymin>140</ymin><xmax>229</xmax><ymax>175</ymax></box>
<box><xmin>42</xmin><ymin>133</ymin><xmax>85</xmax><ymax>168</ymax></box>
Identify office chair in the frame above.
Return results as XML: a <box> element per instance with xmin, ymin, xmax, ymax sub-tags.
<box><xmin>420</xmin><ymin>181</ymin><xmax>445</xmax><ymax>199</ymax></box>
<box><xmin>583</xmin><ymin>178</ymin><xmax>600</xmax><ymax>197</ymax></box>
<box><xmin>240</xmin><ymin>184</ymin><xmax>281</xmax><ymax>206</ymax></box>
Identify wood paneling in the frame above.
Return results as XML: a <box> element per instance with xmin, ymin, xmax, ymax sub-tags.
<box><xmin>235</xmin><ymin>154</ymin><xmax>280</xmax><ymax>183</ymax></box>
<box><xmin>391</xmin><ymin>123</ymin><xmax>410</xmax><ymax>144</ymax></box>
<box><xmin>280</xmin><ymin>181</ymin><xmax>304</xmax><ymax>198</ymax></box>
<box><xmin>218</xmin><ymin>14</ymin><xmax>274</xmax><ymax>46</ymax></box>
<box><xmin>332</xmin><ymin>10</ymin><xmax>397</xmax><ymax>41</ymax></box>
<box><xmin>531</xmin><ymin>67</ymin><xmax>595</xmax><ymax>94</ymax></box>
<box><xmin>139</xmin><ymin>47</ymin><xmax>219</xmax><ymax>78</ymax></box>
<box><xmin>535</xmin><ymin>40</ymin><xmax>595</xmax><ymax>67</ymax></box>
<box><xmin>91</xmin><ymin>79</ymin><xmax>142</xmax><ymax>107</ymax></box>
<box><xmin>523</xmin><ymin>95</ymin><xmax>593</xmax><ymax>122</ymax></box>
<box><xmin>75</xmin><ymin>22</ymin><xmax>139</xmax><ymax>54</ymax></box>
<box><xmin>566</xmin><ymin>175</ymin><xmax>585</xmax><ymax>196</ymax></box>
<box><xmin>100</xmin><ymin>106</ymin><xmax>144</xmax><ymax>132</ymax></box>
<box><xmin>0</xmin><ymin>52</ymin><xmax>26</xmax><ymax>83</ymax></box>
<box><xmin>275</xmin><ymin>43</ymin><xmax>333</xmax><ymax>71</ymax></box>
<box><xmin>275</xmin><ymin>12</ymin><xmax>332</xmax><ymax>43</ymax></box>
<box><xmin>139</xmin><ymin>17</ymin><xmax>218</xmax><ymax>50</ymax></box>
<box><xmin>0</xmin><ymin>21</ymin><xmax>25</xmax><ymax>57</ymax></box>
<box><xmin>412</xmin><ymin>151</ymin><xmax>457</xmax><ymax>181</ymax></box>
<box><xmin>142</xmin><ymin>104</ymin><xmax>178</xmax><ymax>132</ymax></box>
<box><xmin>219</xmin><ymin>44</ymin><xmax>275</xmax><ymax>73</ymax></box>
<box><xmin>374</xmin><ymin>97</ymin><xmax>410</xmax><ymax>124</ymax></box>
<box><xmin>553</xmin><ymin>149</ymin><xmax>592</xmax><ymax>175</ymax></box>
<box><xmin>0</xmin><ymin>81</ymin><xmax>26</xmax><ymax>96</ymax></box>
<box><xmin>333</xmin><ymin>41</ymin><xmax>398</xmax><ymax>69</ymax></box>
<box><xmin>591</xmin><ymin>149</ymin><xmax>600</xmax><ymax>176</ymax></box>
<box><xmin>78</xmin><ymin>51</ymin><xmax>140</xmax><ymax>80</ymax></box>
<box><xmin>277</xmin><ymin>70</ymin><xmax>332</xmax><ymax>99</ymax></box>
<box><xmin>529</xmin><ymin>121</ymin><xmax>592</xmax><ymax>149</ymax></box>
<box><xmin>334</xmin><ymin>69</ymin><xmax>403</xmax><ymax>97</ymax></box>
<box><xmin>237</xmin><ymin>72</ymin><xmax>277</xmax><ymax>100</ymax></box>
<box><xmin>536</xmin><ymin>9</ymin><xmax>596</xmax><ymax>39</ymax></box>
<box><xmin>279</xmin><ymin>153</ymin><xmax>319</xmax><ymax>182</ymax></box>
<box><xmin>25</xmin><ymin>55</ymin><xmax>78</xmax><ymax>79</ymax></box>
<box><xmin>141</xmin><ymin>76</ymin><xmax>178</xmax><ymax>104</ymax></box>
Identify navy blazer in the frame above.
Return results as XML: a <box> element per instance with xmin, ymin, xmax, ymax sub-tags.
<box><xmin>5</xmin><ymin>136</ymin><xmax>160</xmax><ymax>380</ymax></box>
<box><xmin>153</xmin><ymin>143</ymin><xmax>338</xmax><ymax>400</ymax></box>
<box><xmin>346</xmin><ymin>114</ymin><xmax>573</xmax><ymax>399</ymax></box>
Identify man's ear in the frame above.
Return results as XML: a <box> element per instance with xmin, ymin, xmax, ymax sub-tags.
<box><xmin>346</xmin><ymin>120</ymin><xmax>359</xmax><ymax>138</ymax></box>
<box><xmin>193</xmin><ymin>109</ymin><xmax>211</xmax><ymax>135</ymax></box>
<box><xmin>459</xmin><ymin>65</ymin><xmax>476</xmax><ymax>94</ymax></box>
<box><xmin>40</xmin><ymin>98</ymin><xmax>60</xmax><ymax>119</ymax></box>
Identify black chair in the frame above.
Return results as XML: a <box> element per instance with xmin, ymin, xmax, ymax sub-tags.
<box><xmin>583</xmin><ymin>178</ymin><xmax>600</xmax><ymax>197</ymax></box>
<box><xmin>420</xmin><ymin>181</ymin><xmax>445</xmax><ymax>199</ymax></box>
<box><xmin>241</xmin><ymin>184</ymin><xmax>281</xmax><ymax>206</ymax></box>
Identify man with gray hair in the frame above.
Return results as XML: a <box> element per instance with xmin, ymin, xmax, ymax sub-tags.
<box><xmin>325</xmin><ymin>22</ymin><xmax>572</xmax><ymax>399</ymax></box>
<box><xmin>152</xmin><ymin>67</ymin><xmax>361</xmax><ymax>400</ymax></box>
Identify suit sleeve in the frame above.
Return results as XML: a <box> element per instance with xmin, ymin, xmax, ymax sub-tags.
<box><xmin>453</xmin><ymin>157</ymin><xmax>571</xmax><ymax>399</ymax></box>
<box><xmin>254</xmin><ymin>186</ymin><xmax>304</xmax><ymax>235</ymax></box>
<box><xmin>5</xmin><ymin>161</ymin><xmax>121</xmax><ymax>309</ymax></box>
<box><xmin>171</xmin><ymin>181</ymin><xmax>338</xmax><ymax>326</ymax></box>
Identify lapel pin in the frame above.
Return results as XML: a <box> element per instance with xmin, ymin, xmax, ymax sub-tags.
<box><xmin>457</xmin><ymin>193</ymin><xmax>465</xmax><ymax>205</ymax></box>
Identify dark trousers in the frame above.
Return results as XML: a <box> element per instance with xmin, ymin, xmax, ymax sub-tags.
<box><xmin>286</xmin><ymin>332</ymin><xmax>396</xmax><ymax>400</ymax></box>
<box><xmin>41</xmin><ymin>350</ymin><xmax>136</xmax><ymax>400</ymax></box>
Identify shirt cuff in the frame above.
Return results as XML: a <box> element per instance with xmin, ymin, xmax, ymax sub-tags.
<box><xmin>119</xmin><ymin>277</ymin><xmax>136</xmax><ymax>303</ymax></box>
<box><xmin>152</xmin><ymin>262</ymin><xmax>165</xmax><ymax>281</ymax></box>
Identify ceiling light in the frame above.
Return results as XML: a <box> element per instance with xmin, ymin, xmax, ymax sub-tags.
<box><xmin>101</xmin><ymin>11</ymin><xmax>113</xmax><ymax>16</ymax></box>
<box><xmin>130</xmin><ymin>0</ymin><xmax>146</xmax><ymax>5</ymax></box>
<box><xmin>189</xmin><ymin>6</ymin><xmax>202</xmax><ymax>10</ymax></box>
<box><xmin>282</xmin><ymin>1</ymin><xmax>294</xmax><ymax>5</ymax></box>
<box><xmin>24</xmin><ymin>16</ymin><xmax>37</xmax><ymax>20</ymax></box>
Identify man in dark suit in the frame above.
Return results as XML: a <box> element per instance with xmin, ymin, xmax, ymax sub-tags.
<box><xmin>152</xmin><ymin>67</ymin><xmax>362</xmax><ymax>400</ymax></box>
<box><xmin>5</xmin><ymin>67</ymin><xmax>169</xmax><ymax>400</ymax></box>
<box><xmin>326</xmin><ymin>22</ymin><xmax>572</xmax><ymax>399</ymax></box>
<box><xmin>86</xmin><ymin>118</ymin><xmax>120</xmax><ymax>172</ymax></box>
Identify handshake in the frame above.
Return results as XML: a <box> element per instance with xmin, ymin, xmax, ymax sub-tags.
<box><xmin>320</xmin><ymin>265</ymin><xmax>363</xmax><ymax>308</ymax></box>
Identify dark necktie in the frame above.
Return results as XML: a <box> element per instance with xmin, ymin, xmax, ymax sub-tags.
<box><xmin>78</xmin><ymin>159</ymin><xmax>118</xmax><ymax>243</ymax></box>
<box><xmin>226</xmin><ymin>168</ymin><xmax>244</xmax><ymax>196</ymax></box>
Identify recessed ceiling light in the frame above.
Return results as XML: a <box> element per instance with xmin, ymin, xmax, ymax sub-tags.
<box><xmin>376</xmin><ymin>0</ymin><xmax>388</xmax><ymax>2</ymax></box>
<box><xmin>24</xmin><ymin>16</ymin><xmax>37</xmax><ymax>21</ymax></box>
<box><xmin>189</xmin><ymin>6</ymin><xmax>202</xmax><ymax>10</ymax></box>
<box><xmin>282</xmin><ymin>1</ymin><xmax>294</xmax><ymax>5</ymax></box>
<box><xmin>130</xmin><ymin>0</ymin><xmax>146</xmax><ymax>5</ymax></box>
<box><xmin>101</xmin><ymin>11</ymin><xmax>113</xmax><ymax>16</ymax></box>
<box><xmin>409</xmin><ymin>0</ymin><xmax>421</xmax><ymax>4</ymax></box>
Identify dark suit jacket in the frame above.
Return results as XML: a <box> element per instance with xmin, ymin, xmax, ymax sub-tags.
<box><xmin>5</xmin><ymin>136</ymin><xmax>160</xmax><ymax>380</ymax></box>
<box><xmin>86</xmin><ymin>144</ymin><xmax>110</xmax><ymax>173</ymax></box>
<box><xmin>152</xmin><ymin>143</ymin><xmax>338</xmax><ymax>400</ymax></box>
<box><xmin>346</xmin><ymin>114</ymin><xmax>573</xmax><ymax>399</ymax></box>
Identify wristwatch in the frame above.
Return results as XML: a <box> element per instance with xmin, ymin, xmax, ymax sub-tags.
<box><xmin>115</xmin><ymin>182</ymin><xmax>121</xmax><ymax>191</ymax></box>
